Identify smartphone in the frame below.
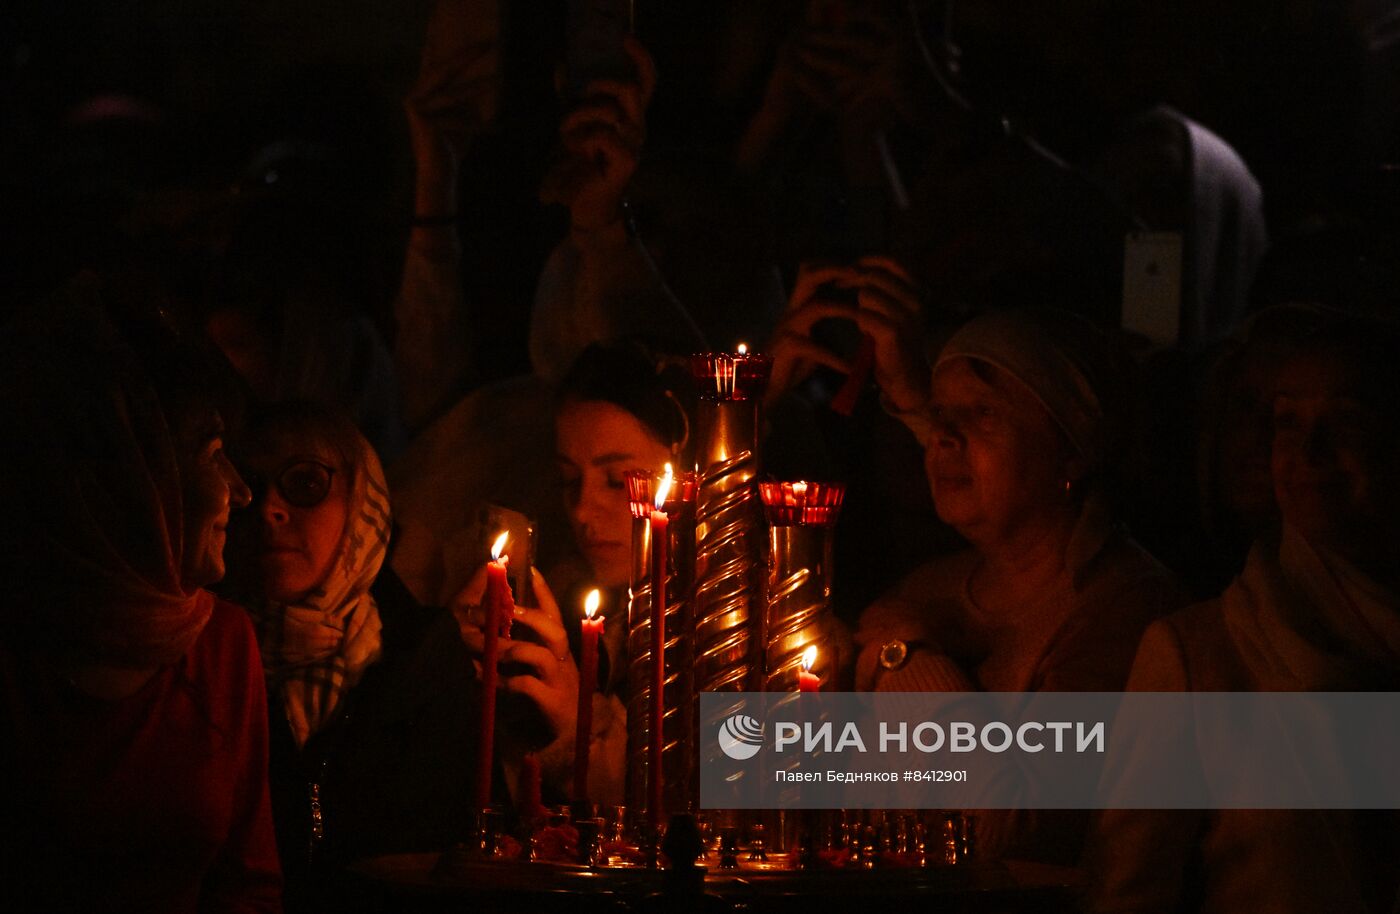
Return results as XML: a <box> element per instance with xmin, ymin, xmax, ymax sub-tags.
<box><xmin>477</xmin><ymin>503</ymin><xmax>536</xmax><ymax>608</ymax></box>
<box><xmin>566</xmin><ymin>0</ymin><xmax>635</xmax><ymax>98</ymax></box>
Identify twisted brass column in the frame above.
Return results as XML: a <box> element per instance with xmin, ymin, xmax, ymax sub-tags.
<box><xmin>624</xmin><ymin>469</ymin><xmax>698</xmax><ymax>833</ymax></box>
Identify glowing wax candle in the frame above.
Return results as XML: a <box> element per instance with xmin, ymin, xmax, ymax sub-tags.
<box><xmin>799</xmin><ymin>644</ymin><xmax>821</xmax><ymax>693</ymax></box>
<box><xmin>476</xmin><ymin>532</ymin><xmax>511</xmax><ymax>808</ymax></box>
<box><xmin>648</xmin><ymin>464</ymin><xmax>673</xmax><ymax>831</ymax></box>
<box><xmin>573</xmin><ymin>588</ymin><xmax>603</xmax><ymax>802</ymax></box>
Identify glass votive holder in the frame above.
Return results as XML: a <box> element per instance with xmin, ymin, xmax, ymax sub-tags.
<box><xmin>469</xmin><ymin>806</ymin><xmax>507</xmax><ymax>857</ymax></box>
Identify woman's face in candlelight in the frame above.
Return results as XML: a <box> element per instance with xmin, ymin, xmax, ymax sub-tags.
<box><xmin>923</xmin><ymin>357</ymin><xmax>1073</xmax><ymax>545</ymax></box>
<box><xmin>176</xmin><ymin>410</ymin><xmax>252</xmax><ymax>590</ymax></box>
<box><xmin>232</xmin><ymin>429</ymin><xmax>350</xmax><ymax>603</ymax></box>
<box><xmin>1271</xmin><ymin>348</ymin><xmax>1400</xmax><ymax>559</ymax></box>
<box><xmin>556</xmin><ymin>399</ymin><xmax>670</xmax><ymax>588</ymax></box>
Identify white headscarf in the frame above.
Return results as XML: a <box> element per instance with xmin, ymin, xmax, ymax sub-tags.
<box><xmin>248</xmin><ymin>430</ymin><xmax>391</xmax><ymax>747</ymax></box>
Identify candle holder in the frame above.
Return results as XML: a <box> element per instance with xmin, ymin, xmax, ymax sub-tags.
<box><xmin>759</xmin><ymin>481</ymin><xmax>845</xmax><ymax>693</ymax></box>
<box><xmin>759</xmin><ymin>479</ymin><xmax>843</xmax><ymax>862</ymax></box>
<box><xmin>625</xmin><ymin>469</ymin><xmax>699</xmax><ymax>836</ymax></box>
<box><xmin>690</xmin><ymin>352</ymin><xmax>772</xmax><ymax>858</ymax></box>
<box><xmin>689</xmin><ymin>350</ymin><xmax>772</xmax><ymax>742</ymax></box>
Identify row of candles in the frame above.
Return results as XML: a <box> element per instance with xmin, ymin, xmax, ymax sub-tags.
<box><xmin>470</xmin><ymin>529</ymin><xmax>609</xmax><ymax>812</ymax></box>
<box><xmin>474</xmin><ymin>343</ymin><xmax>835</xmax><ymax>838</ymax></box>
<box><xmin>471</xmin><ymin>493</ymin><xmax>826</xmax><ymax>816</ymax></box>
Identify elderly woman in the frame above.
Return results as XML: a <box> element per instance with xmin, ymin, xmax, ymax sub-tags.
<box><xmin>0</xmin><ymin>285</ymin><xmax>280</xmax><ymax>911</ymax></box>
<box><xmin>770</xmin><ymin>265</ymin><xmax>1186</xmax><ymax>859</ymax></box>
<box><xmin>849</xmin><ymin>306</ymin><xmax>1184</xmax><ymax>698</ymax></box>
<box><xmin>223</xmin><ymin>402</ymin><xmax>480</xmax><ymax>910</ymax></box>
<box><xmin>1086</xmin><ymin>318</ymin><xmax>1400</xmax><ymax>914</ymax></box>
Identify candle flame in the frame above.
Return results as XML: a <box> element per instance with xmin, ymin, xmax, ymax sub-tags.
<box><xmin>584</xmin><ymin>588</ymin><xmax>601</xmax><ymax>620</ymax></box>
<box><xmin>793</xmin><ymin>480</ymin><xmax>809</xmax><ymax>500</ymax></box>
<box><xmin>654</xmin><ymin>462</ymin><xmax>674</xmax><ymax>510</ymax></box>
<box><xmin>490</xmin><ymin>531</ymin><xmax>509</xmax><ymax>561</ymax></box>
<box><xmin>802</xmin><ymin>644</ymin><xmax>817</xmax><ymax>672</ymax></box>
<box><xmin>736</xmin><ymin>342</ymin><xmax>748</xmax><ymax>355</ymax></box>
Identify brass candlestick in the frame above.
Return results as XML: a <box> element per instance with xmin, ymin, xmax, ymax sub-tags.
<box><xmin>689</xmin><ymin>351</ymin><xmax>771</xmax><ymax>693</ymax></box>
<box><xmin>689</xmin><ymin>352</ymin><xmax>771</xmax><ymax>851</ymax></box>
<box><xmin>624</xmin><ymin>469</ymin><xmax>698</xmax><ymax>834</ymax></box>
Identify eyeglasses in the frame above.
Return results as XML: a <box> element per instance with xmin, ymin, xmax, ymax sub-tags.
<box><xmin>244</xmin><ymin>460</ymin><xmax>337</xmax><ymax>509</ymax></box>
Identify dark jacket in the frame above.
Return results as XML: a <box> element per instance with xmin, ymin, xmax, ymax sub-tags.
<box><xmin>268</xmin><ymin>569</ymin><xmax>481</xmax><ymax>910</ymax></box>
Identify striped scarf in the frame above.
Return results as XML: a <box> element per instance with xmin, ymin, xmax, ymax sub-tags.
<box><xmin>249</xmin><ymin>433</ymin><xmax>392</xmax><ymax>747</ymax></box>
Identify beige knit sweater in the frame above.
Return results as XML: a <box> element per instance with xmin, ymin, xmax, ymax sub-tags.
<box><xmin>854</xmin><ymin>514</ymin><xmax>1187</xmax><ymax>864</ymax></box>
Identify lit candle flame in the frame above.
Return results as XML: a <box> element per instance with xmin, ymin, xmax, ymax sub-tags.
<box><xmin>802</xmin><ymin>644</ymin><xmax>817</xmax><ymax>672</ymax></box>
<box><xmin>490</xmin><ymin>531</ymin><xmax>509</xmax><ymax>561</ymax></box>
<box><xmin>654</xmin><ymin>462</ymin><xmax>674</xmax><ymax>510</ymax></box>
<box><xmin>584</xmin><ymin>588</ymin><xmax>601</xmax><ymax>620</ymax></box>
<box><xmin>736</xmin><ymin>342</ymin><xmax>748</xmax><ymax>355</ymax></box>
<box><xmin>793</xmin><ymin>481</ymin><xmax>809</xmax><ymax>500</ymax></box>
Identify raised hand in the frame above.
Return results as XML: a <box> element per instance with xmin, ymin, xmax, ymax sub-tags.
<box><xmin>766</xmin><ymin>257</ymin><xmax>930</xmax><ymax>413</ymax></box>
<box><xmin>766</xmin><ymin>261</ymin><xmax>860</xmax><ymax>407</ymax></box>
<box><xmin>404</xmin><ymin>0</ymin><xmax>501</xmax><ymax>220</ymax></box>
<box><xmin>497</xmin><ymin>570</ymin><xmax>579</xmax><ymax>747</ymax></box>
<box><xmin>540</xmin><ymin>36</ymin><xmax>657</xmax><ymax>232</ymax></box>
<box><xmin>841</xmin><ymin>256</ymin><xmax>931</xmax><ymax>415</ymax></box>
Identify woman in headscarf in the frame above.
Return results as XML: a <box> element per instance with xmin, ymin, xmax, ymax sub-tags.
<box><xmin>850</xmin><ymin>307</ymin><xmax>1184</xmax><ymax>696</ymax></box>
<box><xmin>773</xmin><ymin>278</ymin><xmax>1185</xmax><ymax>861</ymax></box>
<box><xmin>223</xmin><ymin>402</ymin><xmax>479</xmax><ymax>911</ymax></box>
<box><xmin>0</xmin><ymin>279</ymin><xmax>280</xmax><ymax>912</ymax></box>
<box><xmin>1086</xmin><ymin>317</ymin><xmax>1400</xmax><ymax>914</ymax></box>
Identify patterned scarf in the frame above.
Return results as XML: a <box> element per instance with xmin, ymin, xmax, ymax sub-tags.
<box><xmin>248</xmin><ymin>433</ymin><xmax>392</xmax><ymax>747</ymax></box>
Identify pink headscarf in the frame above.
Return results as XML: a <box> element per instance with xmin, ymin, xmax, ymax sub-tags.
<box><xmin>1</xmin><ymin>282</ymin><xmax>213</xmax><ymax>667</ymax></box>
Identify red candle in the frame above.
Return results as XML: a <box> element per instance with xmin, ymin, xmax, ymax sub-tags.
<box><xmin>799</xmin><ymin>645</ymin><xmax>821</xmax><ymax>693</ymax></box>
<box><xmin>476</xmin><ymin>532</ymin><xmax>512</xmax><ymax>809</ymax></box>
<box><xmin>573</xmin><ymin>588</ymin><xmax>603</xmax><ymax>802</ymax></box>
<box><xmin>648</xmin><ymin>465</ymin><xmax>673</xmax><ymax>831</ymax></box>
<box><xmin>521</xmin><ymin>752</ymin><xmax>544</xmax><ymax>819</ymax></box>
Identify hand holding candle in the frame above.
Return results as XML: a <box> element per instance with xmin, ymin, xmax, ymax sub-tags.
<box><xmin>475</xmin><ymin>532</ymin><xmax>512</xmax><ymax>808</ymax></box>
<box><xmin>573</xmin><ymin>588</ymin><xmax>603</xmax><ymax>802</ymax></box>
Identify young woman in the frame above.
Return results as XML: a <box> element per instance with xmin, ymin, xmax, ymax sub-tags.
<box><xmin>450</xmin><ymin>341</ymin><xmax>694</xmax><ymax>808</ymax></box>
<box><xmin>0</xmin><ymin>284</ymin><xmax>280</xmax><ymax>912</ymax></box>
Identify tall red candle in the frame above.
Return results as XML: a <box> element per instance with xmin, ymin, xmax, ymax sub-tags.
<box><xmin>648</xmin><ymin>465</ymin><xmax>673</xmax><ymax>832</ymax></box>
<box><xmin>573</xmin><ymin>588</ymin><xmax>603</xmax><ymax>802</ymax></box>
<box><xmin>476</xmin><ymin>532</ymin><xmax>511</xmax><ymax>809</ymax></box>
<box><xmin>799</xmin><ymin>644</ymin><xmax>821</xmax><ymax>692</ymax></box>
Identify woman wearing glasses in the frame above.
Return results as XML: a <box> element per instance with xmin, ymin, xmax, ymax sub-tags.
<box><xmin>223</xmin><ymin>401</ymin><xmax>480</xmax><ymax>912</ymax></box>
